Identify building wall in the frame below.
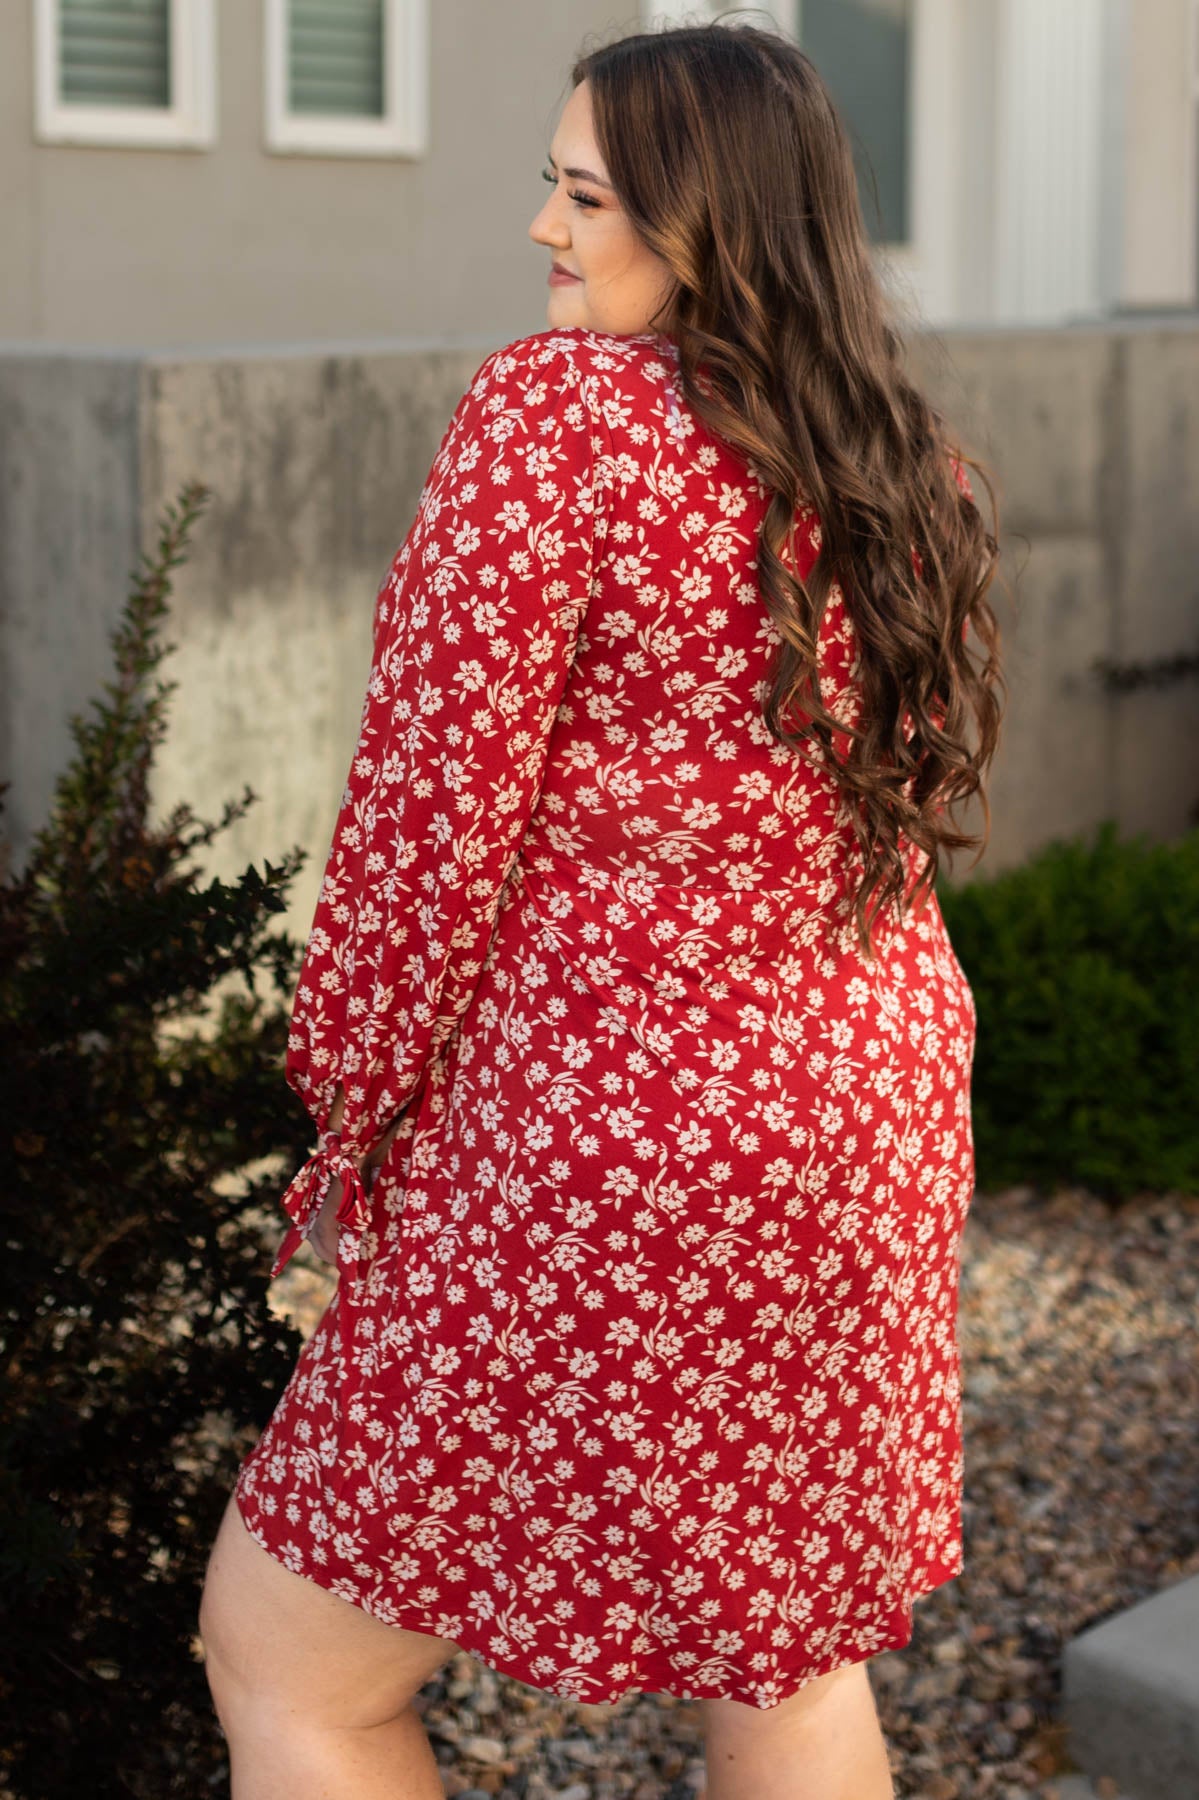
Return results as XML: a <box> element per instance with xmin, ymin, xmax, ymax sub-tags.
<box><xmin>2</xmin><ymin>323</ymin><xmax>1196</xmax><ymax>943</ymax></box>
<box><xmin>1119</xmin><ymin>0</ymin><xmax>1199</xmax><ymax>309</ymax></box>
<box><xmin>3</xmin><ymin>0</ymin><xmax>1196</xmax><ymax>351</ymax></box>
<box><xmin>0</xmin><ymin>0</ymin><xmax>631</xmax><ymax>348</ymax></box>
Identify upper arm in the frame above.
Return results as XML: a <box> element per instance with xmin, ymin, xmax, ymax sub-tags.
<box><xmin>372</xmin><ymin>335</ymin><xmax>600</xmax><ymax>703</ymax></box>
<box><xmin>289</xmin><ymin>335</ymin><xmax>604</xmax><ymax>1124</ymax></box>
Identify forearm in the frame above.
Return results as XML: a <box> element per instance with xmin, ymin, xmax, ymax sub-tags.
<box><xmin>325</xmin><ymin>1084</ymin><xmax>400</xmax><ymax>1172</ymax></box>
<box><xmin>306</xmin><ymin>1086</ymin><xmax>403</xmax><ymax>1264</ymax></box>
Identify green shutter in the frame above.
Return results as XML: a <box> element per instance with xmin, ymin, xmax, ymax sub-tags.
<box><xmin>60</xmin><ymin>0</ymin><xmax>171</xmax><ymax>110</ymax></box>
<box><xmin>288</xmin><ymin>0</ymin><xmax>385</xmax><ymax>119</ymax></box>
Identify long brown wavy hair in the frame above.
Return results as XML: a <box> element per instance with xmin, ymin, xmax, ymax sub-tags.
<box><xmin>571</xmin><ymin>20</ymin><xmax>1005</xmax><ymax>951</ymax></box>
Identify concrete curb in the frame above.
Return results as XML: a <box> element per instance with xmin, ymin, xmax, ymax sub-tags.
<box><xmin>1048</xmin><ymin>1779</ymin><xmax>1135</xmax><ymax>1800</ymax></box>
<box><xmin>1061</xmin><ymin>1574</ymin><xmax>1199</xmax><ymax>1800</ymax></box>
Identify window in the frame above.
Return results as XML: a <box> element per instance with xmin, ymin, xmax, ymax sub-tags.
<box><xmin>264</xmin><ymin>0</ymin><xmax>428</xmax><ymax>157</ymax></box>
<box><xmin>34</xmin><ymin>0</ymin><xmax>215</xmax><ymax>149</ymax></box>
<box><xmin>797</xmin><ymin>0</ymin><xmax>912</xmax><ymax>245</ymax></box>
<box><xmin>638</xmin><ymin>2</ymin><xmax>907</xmax><ymax>243</ymax></box>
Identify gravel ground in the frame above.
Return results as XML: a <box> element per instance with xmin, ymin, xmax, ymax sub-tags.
<box><xmin>270</xmin><ymin>1184</ymin><xmax>1199</xmax><ymax>1799</ymax></box>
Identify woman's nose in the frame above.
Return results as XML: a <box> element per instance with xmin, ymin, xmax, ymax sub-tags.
<box><xmin>529</xmin><ymin>206</ymin><xmax>568</xmax><ymax>247</ymax></box>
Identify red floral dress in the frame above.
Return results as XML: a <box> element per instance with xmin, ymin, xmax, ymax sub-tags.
<box><xmin>234</xmin><ymin>325</ymin><xmax>978</xmax><ymax>1709</ymax></box>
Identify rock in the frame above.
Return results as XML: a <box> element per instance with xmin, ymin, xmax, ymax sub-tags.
<box><xmin>474</xmin><ymin>1670</ymin><xmax>500</xmax><ymax>1716</ymax></box>
<box><xmin>573</xmin><ymin>1701</ymin><xmax>620</xmax><ymax>1732</ymax></box>
<box><xmin>559</xmin><ymin>1736</ymin><xmax>605</xmax><ymax>1766</ymax></box>
<box><xmin>922</xmin><ymin>1778</ymin><xmax>960</xmax><ymax>1800</ymax></box>
<box><xmin>459</xmin><ymin>1735</ymin><xmax>509</xmax><ymax>1765</ymax></box>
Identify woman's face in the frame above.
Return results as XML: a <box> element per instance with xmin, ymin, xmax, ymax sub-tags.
<box><xmin>528</xmin><ymin>79</ymin><xmax>677</xmax><ymax>337</ymax></box>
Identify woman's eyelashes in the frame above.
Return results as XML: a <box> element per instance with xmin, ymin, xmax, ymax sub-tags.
<box><xmin>540</xmin><ymin>166</ymin><xmax>601</xmax><ymax>209</ymax></box>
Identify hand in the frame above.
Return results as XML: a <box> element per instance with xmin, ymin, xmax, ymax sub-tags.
<box><xmin>326</xmin><ymin>1086</ymin><xmax>406</xmax><ymax>1183</ymax></box>
<box><xmin>303</xmin><ymin>1113</ymin><xmax>407</xmax><ymax>1267</ymax></box>
<box><xmin>360</xmin><ymin>1113</ymin><xmax>404</xmax><ymax>1180</ymax></box>
<box><xmin>306</xmin><ymin>1169</ymin><xmax>343</xmax><ymax>1266</ymax></box>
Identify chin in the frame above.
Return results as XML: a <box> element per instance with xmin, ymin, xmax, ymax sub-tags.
<box><xmin>546</xmin><ymin>291</ymin><xmax>590</xmax><ymax>328</ymax></box>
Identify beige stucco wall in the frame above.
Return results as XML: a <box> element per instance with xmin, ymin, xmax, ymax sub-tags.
<box><xmin>0</xmin><ymin>0</ymin><xmax>636</xmax><ymax>348</ymax></box>
<box><xmin>4</xmin><ymin>1</ymin><xmax>1195</xmax><ymax>347</ymax></box>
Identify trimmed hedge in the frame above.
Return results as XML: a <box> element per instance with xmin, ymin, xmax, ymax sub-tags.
<box><xmin>938</xmin><ymin>821</ymin><xmax>1199</xmax><ymax>1197</ymax></box>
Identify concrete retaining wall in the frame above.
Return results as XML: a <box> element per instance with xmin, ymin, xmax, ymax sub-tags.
<box><xmin>2</xmin><ymin>321</ymin><xmax>1196</xmax><ymax>943</ymax></box>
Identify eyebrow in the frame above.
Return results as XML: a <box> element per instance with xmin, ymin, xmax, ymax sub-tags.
<box><xmin>545</xmin><ymin>150</ymin><xmax>613</xmax><ymax>190</ymax></box>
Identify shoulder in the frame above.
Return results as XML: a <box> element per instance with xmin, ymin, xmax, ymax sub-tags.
<box><xmin>464</xmin><ymin>325</ymin><xmax>676</xmax><ymax>400</ymax></box>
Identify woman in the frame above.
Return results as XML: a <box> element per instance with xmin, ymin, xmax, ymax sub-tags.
<box><xmin>200</xmin><ymin>20</ymin><xmax>1003</xmax><ymax>1800</ymax></box>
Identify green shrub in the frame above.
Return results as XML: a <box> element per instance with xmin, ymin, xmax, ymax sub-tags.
<box><xmin>938</xmin><ymin>822</ymin><xmax>1199</xmax><ymax>1196</ymax></box>
<box><xmin>0</xmin><ymin>483</ymin><xmax>313</xmax><ymax>1797</ymax></box>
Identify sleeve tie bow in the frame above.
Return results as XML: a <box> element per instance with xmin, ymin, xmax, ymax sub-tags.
<box><xmin>269</xmin><ymin>1128</ymin><xmax>370</xmax><ymax>1281</ymax></box>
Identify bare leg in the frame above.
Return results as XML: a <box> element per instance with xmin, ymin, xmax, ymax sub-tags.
<box><xmin>702</xmin><ymin>1661</ymin><xmax>895</xmax><ymax>1800</ymax></box>
<box><xmin>199</xmin><ymin>1492</ymin><xmax>459</xmax><ymax>1799</ymax></box>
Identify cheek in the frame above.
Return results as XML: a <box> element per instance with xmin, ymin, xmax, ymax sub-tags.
<box><xmin>603</xmin><ymin>221</ymin><xmax>653</xmax><ymax>275</ymax></box>
<box><xmin>629</xmin><ymin>243</ymin><xmax>670</xmax><ymax>292</ymax></box>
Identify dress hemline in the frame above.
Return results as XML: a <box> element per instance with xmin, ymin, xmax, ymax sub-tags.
<box><xmin>231</xmin><ymin>1479</ymin><xmax>962</xmax><ymax>1714</ymax></box>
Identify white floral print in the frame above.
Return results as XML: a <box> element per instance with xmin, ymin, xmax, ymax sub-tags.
<box><xmin>234</xmin><ymin>326</ymin><xmax>976</xmax><ymax>1709</ymax></box>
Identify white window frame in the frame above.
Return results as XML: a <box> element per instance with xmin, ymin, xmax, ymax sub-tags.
<box><xmin>264</xmin><ymin>0</ymin><xmax>428</xmax><ymax>159</ymax></box>
<box><xmin>33</xmin><ymin>0</ymin><xmax>216</xmax><ymax>150</ymax></box>
<box><xmin>883</xmin><ymin>0</ymin><xmax>963</xmax><ymax>323</ymax></box>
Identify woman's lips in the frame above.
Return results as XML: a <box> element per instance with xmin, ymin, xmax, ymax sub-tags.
<box><xmin>549</xmin><ymin>267</ymin><xmax>582</xmax><ymax>285</ymax></box>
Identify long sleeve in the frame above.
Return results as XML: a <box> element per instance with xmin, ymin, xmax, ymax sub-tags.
<box><xmin>269</xmin><ymin>333</ymin><xmax>606</xmax><ymax>1278</ymax></box>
